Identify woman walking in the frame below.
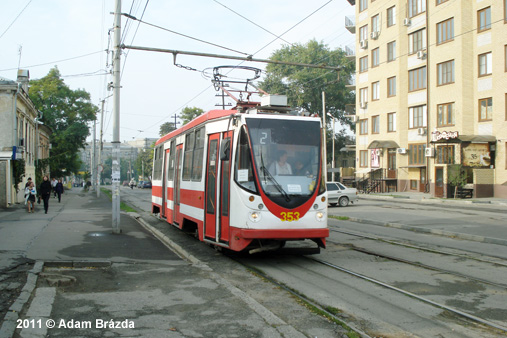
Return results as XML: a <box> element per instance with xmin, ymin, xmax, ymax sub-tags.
<box><xmin>39</xmin><ymin>175</ymin><xmax>52</xmax><ymax>214</ymax></box>
<box><xmin>25</xmin><ymin>182</ymin><xmax>37</xmax><ymax>213</ymax></box>
<box><xmin>55</xmin><ymin>179</ymin><xmax>64</xmax><ymax>203</ymax></box>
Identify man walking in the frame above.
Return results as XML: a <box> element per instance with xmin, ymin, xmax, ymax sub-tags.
<box><xmin>39</xmin><ymin>175</ymin><xmax>52</xmax><ymax>214</ymax></box>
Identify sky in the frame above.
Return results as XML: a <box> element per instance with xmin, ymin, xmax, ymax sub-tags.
<box><xmin>0</xmin><ymin>0</ymin><xmax>356</xmax><ymax>143</ymax></box>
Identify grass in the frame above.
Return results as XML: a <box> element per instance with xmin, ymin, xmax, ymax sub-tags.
<box><xmin>100</xmin><ymin>188</ymin><xmax>137</xmax><ymax>213</ymax></box>
<box><xmin>329</xmin><ymin>215</ymin><xmax>350</xmax><ymax>221</ymax></box>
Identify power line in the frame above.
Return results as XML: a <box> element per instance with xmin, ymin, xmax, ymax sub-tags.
<box><xmin>121</xmin><ymin>13</ymin><xmax>251</xmax><ymax>56</ymax></box>
<box><xmin>0</xmin><ymin>0</ymin><xmax>32</xmax><ymax>40</ymax></box>
<box><xmin>0</xmin><ymin>50</ymin><xmax>104</xmax><ymax>72</ymax></box>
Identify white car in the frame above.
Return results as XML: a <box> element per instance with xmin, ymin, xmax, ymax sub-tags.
<box><xmin>326</xmin><ymin>182</ymin><xmax>358</xmax><ymax>207</ymax></box>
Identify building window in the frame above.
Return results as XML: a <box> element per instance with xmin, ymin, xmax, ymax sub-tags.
<box><xmin>437</xmin><ymin>18</ymin><xmax>454</xmax><ymax>45</ymax></box>
<box><xmin>437</xmin><ymin>102</ymin><xmax>455</xmax><ymax>127</ymax></box>
<box><xmin>372</xmin><ymin>15</ymin><xmax>380</xmax><ymax>33</ymax></box>
<box><xmin>409</xmin><ymin>66</ymin><xmax>427</xmax><ymax>92</ymax></box>
<box><xmin>388</xmin><ymin>76</ymin><xmax>396</xmax><ymax>97</ymax></box>
<box><xmin>387</xmin><ymin>41</ymin><xmax>396</xmax><ymax>62</ymax></box>
<box><xmin>387</xmin><ymin>6</ymin><xmax>396</xmax><ymax>27</ymax></box>
<box><xmin>360</xmin><ymin>87</ymin><xmax>368</xmax><ymax>106</ymax></box>
<box><xmin>360</xmin><ymin>56</ymin><xmax>368</xmax><ymax>73</ymax></box>
<box><xmin>387</xmin><ymin>112</ymin><xmax>396</xmax><ymax>132</ymax></box>
<box><xmin>372</xmin><ymin>81</ymin><xmax>380</xmax><ymax>101</ymax></box>
<box><xmin>409</xmin><ymin>105</ymin><xmax>426</xmax><ymax>128</ymax></box>
<box><xmin>436</xmin><ymin>145</ymin><xmax>454</xmax><ymax>164</ymax></box>
<box><xmin>408</xmin><ymin>0</ymin><xmax>426</xmax><ymax>18</ymax></box>
<box><xmin>410</xmin><ymin>180</ymin><xmax>418</xmax><ymax>190</ymax></box>
<box><xmin>359</xmin><ymin>119</ymin><xmax>368</xmax><ymax>135</ymax></box>
<box><xmin>409</xmin><ymin>29</ymin><xmax>426</xmax><ymax>54</ymax></box>
<box><xmin>359</xmin><ymin>0</ymin><xmax>368</xmax><ymax>12</ymax></box>
<box><xmin>372</xmin><ymin>48</ymin><xmax>379</xmax><ymax>67</ymax></box>
<box><xmin>360</xmin><ymin>150</ymin><xmax>368</xmax><ymax>167</ymax></box>
<box><xmin>437</xmin><ymin>60</ymin><xmax>454</xmax><ymax>85</ymax></box>
<box><xmin>359</xmin><ymin>25</ymin><xmax>368</xmax><ymax>42</ymax></box>
<box><xmin>437</xmin><ymin>0</ymin><xmax>449</xmax><ymax>5</ymax></box>
<box><xmin>479</xmin><ymin>52</ymin><xmax>492</xmax><ymax>77</ymax></box>
<box><xmin>478</xmin><ymin>7</ymin><xmax>491</xmax><ymax>32</ymax></box>
<box><xmin>505</xmin><ymin>45</ymin><xmax>507</xmax><ymax>72</ymax></box>
<box><xmin>372</xmin><ymin>115</ymin><xmax>380</xmax><ymax>134</ymax></box>
<box><xmin>479</xmin><ymin>97</ymin><xmax>493</xmax><ymax>121</ymax></box>
<box><xmin>409</xmin><ymin>144</ymin><xmax>426</xmax><ymax>165</ymax></box>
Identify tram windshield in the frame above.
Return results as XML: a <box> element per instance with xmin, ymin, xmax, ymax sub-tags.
<box><xmin>244</xmin><ymin>117</ymin><xmax>322</xmax><ymax>208</ymax></box>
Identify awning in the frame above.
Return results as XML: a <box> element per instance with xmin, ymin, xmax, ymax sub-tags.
<box><xmin>431</xmin><ymin>134</ymin><xmax>496</xmax><ymax>144</ymax></box>
<box><xmin>399</xmin><ymin>165</ymin><xmax>426</xmax><ymax>168</ymax></box>
<box><xmin>367</xmin><ymin>140</ymin><xmax>400</xmax><ymax>149</ymax></box>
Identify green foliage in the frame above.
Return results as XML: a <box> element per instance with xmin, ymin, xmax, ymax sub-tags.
<box><xmin>181</xmin><ymin>106</ymin><xmax>204</xmax><ymax>125</ymax></box>
<box><xmin>159</xmin><ymin>121</ymin><xmax>176</xmax><ymax>136</ymax></box>
<box><xmin>448</xmin><ymin>164</ymin><xmax>468</xmax><ymax>188</ymax></box>
<box><xmin>135</xmin><ymin>145</ymin><xmax>154</xmax><ymax>181</ymax></box>
<box><xmin>259</xmin><ymin>40</ymin><xmax>355</xmax><ymax>128</ymax></box>
<box><xmin>29</xmin><ymin>67</ymin><xmax>98</xmax><ymax>177</ymax></box>
<box><xmin>103</xmin><ymin>157</ymin><xmax>130</xmax><ymax>182</ymax></box>
<box><xmin>12</xmin><ymin>159</ymin><xmax>26</xmax><ymax>193</ymax></box>
<box><xmin>35</xmin><ymin>158</ymin><xmax>51</xmax><ymax>188</ymax></box>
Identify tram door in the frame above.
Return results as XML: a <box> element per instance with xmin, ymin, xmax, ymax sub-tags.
<box><xmin>161</xmin><ymin>148</ymin><xmax>170</xmax><ymax>218</ymax></box>
<box><xmin>173</xmin><ymin>145</ymin><xmax>183</xmax><ymax>224</ymax></box>
<box><xmin>205</xmin><ymin>134</ymin><xmax>220</xmax><ymax>240</ymax></box>
<box><xmin>219</xmin><ymin>132</ymin><xmax>233</xmax><ymax>244</ymax></box>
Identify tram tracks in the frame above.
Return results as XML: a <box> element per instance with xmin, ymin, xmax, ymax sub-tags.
<box><xmin>308</xmin><ymin>257</ymin><xmax>507</xmax><ymax>334</ymax></box>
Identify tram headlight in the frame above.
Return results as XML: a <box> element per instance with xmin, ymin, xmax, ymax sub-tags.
<box><xmin>249</xmin><ymin>211</ymin><xmax>261</xmax><ymax>223</ymax></box>
<box><xmin>315</xmin><ymin>211</ymin><xmax>325</xmax><ymax>222</ymax></box>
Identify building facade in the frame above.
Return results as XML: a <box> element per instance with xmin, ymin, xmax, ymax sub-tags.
<box><xmin>0</xmin><ymin>70</ymin><xmax>52</xmax><ymax>207</ymax></box>
<box><xmin>346</xmin><ymin>0</ymin><xmax>507</xmax><ymax>198</ymax></box>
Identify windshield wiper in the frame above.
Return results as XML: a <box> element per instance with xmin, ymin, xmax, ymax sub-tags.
<box><xmin>260</xmin><ymin>163</ymin><xmax>291</xmax><ymax>202</ymax></box>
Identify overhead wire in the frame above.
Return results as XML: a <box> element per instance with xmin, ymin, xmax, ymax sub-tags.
<box><xmin>0</xmin><ymin>0</ymin><xmax>32</xmax><ymax>40</ymax></box>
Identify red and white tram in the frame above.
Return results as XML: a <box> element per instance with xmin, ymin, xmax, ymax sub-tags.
<box><xmin>151</xmin><ymin>95</ymin><xmax>329</xmax><ymax>253</ymax></box>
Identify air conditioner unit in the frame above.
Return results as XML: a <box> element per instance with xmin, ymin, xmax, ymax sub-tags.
<box><xmin>403</xmin><ymin>18</ymin><xmax>411</xmax><ymax>26</ymax></box>
<box><xmin>360</xmin><ymin>101</ymin><xmax>368</xmax><ymax>109</ymax></box>
<box><xmin>425</xmin><ymin>147</ymin><xmax>435</xmax><ymax>157</ymax></box>
<box><xmin>417</xmin><ymin>127</ymin><xmax>426</xmax><ymax>135</ymax></box>
<box><xmin>397</xmin><ymin>148</ymin><xmax>407</xmax><ymax>154</ymax></box>
<box><xmin>416</xmin><ymin>50</ymin><xmax>426</xmax><ymax>59</ymax></box>
<box><xmin>350</xmin><ymin>115</ymin><xmax>359</xmax><ymax>123</ymax></box>
<box><xmin>370</xmin><ymin>31</ymin><xmax>379</xmax><ymax>40</ymax></box>
<box><xmin>360</xmin><ymin>39</ymin><xmax>368</xmax><ymax>49</ymax></box>
<box><xmin>375</xmin><ymin>149</ymin><xmax>382</xmax><ymax>156</ymax></box>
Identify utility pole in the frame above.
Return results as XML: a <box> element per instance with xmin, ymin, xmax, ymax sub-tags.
<box><xmin>327</xmin><ymin>113</ymin><xmax>336</xmax><ymax>182</ymax></box>
<box><xmin>322</xmin><ymin>91</ymin><xmax>327</xmax><ymax>183</ymax></box>
<box><xmin>97</xmin><ymin>99</ymin><xmax>106</xmax><ymax>198</ymax></box>
<box><xmin>111</xmin><ymin>0</ymin><xmax>122</xmax><ymax>234</ymax></box>
<box><xmin>91</xmin><ymin>120</ymin><xmax>96</xmax><ymax>192</ymax></box>
<box><xmin>172</xmin><ymin>114</ymin><xmax>180</xmax><ymax>130</ymax></box>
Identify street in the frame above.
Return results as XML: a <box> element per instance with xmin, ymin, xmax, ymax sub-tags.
<box><xmin>1</xmin><ymin>188</ymin><xmax>507</xmax><ymax>337</ymax></box>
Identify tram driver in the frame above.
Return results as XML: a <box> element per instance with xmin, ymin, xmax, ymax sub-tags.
<box><xmin>268</xmin><ymin>150</ymin><xmax>292</xmax><ymax>176</ymax></box>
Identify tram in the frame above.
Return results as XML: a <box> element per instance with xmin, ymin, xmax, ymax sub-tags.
<box><xmin>151</xmin><ymin>70</ymin><xmax>328</xmax><ymax>253</ymax></box>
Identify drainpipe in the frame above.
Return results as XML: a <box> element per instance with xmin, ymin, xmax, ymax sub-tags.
<box><xmin>425</xmin><ymin>1</ymin><xmax>430</xmax><ymax>194</ymax></box>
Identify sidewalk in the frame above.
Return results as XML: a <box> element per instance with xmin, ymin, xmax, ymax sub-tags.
<box><xmin>0</xmin><ymin>188</ymin><xmax>344</xmax><ymax>338</ymax></box>
<box><xmin>359</xmin><ymin>191</ymin><xmax>507</xmax><ymax>206</ymax></box>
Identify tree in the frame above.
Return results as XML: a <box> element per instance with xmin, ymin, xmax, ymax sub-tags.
<box><xmin>181</xmin><ymin>106</ymin><xmax>204</xmax><ymax>125</ymax></box>
<box><xmin>29</xmin><ymin>67</ymin><xmax>98</xmax><ymax>177</ymax></box>
<box><xmin>259</xmin><ymin>40</ymin><xmax>355</xmax><ymax>128</ymax></box>
<box><xmin>135</xmin><ymin>146</ymin><xmax>154</xmax><ymax>181</ymax></box>
<box><xmin>159</xmin><ymin>121</ymin><xmax>176</xmax><ymax>137</ymax></box>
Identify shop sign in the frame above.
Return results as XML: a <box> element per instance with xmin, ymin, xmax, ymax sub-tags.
<box><xmin>462</xmin><ymin>143</ymin><xmax>491</xmax><ymax>167</ymax></box>
<box><xmin>432</xmin><ymin>131</ymin><xmax>459</xmax><ymax>142</ymax></box>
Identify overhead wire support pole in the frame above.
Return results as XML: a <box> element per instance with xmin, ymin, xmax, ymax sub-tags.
<box><xmin>111</xmin><ymin>0</ymin><xmax>122</xmax><ymax>234</ymax></box>
<box><xmin>121</xmin><ymin>45</ymin><xmax>342</xmax><ymax>72</ymax></box>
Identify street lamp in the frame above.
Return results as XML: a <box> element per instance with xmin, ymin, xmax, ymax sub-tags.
<box><xmin>327</xmin><ymin>113</ymin><xmax>336</xmax><ymax>182</ymax></box>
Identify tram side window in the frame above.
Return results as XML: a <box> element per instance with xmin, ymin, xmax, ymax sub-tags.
<box><xmin>234</xmin><ymin>127</ymin><xmax>258</xmax><ymax>193</ymax></box>
<box><xmin>167</xmin><ymin>140</ymin><xmax>176</xmax><ymax>180</ymax></box>
<box><xmin>182</xmin><ymin>127</ymin><xmax>204</xmax><ymax>181</ymax></box>
<box><xmin>153</xmin><ymin>145</ymin><xmax>163</xmax><ymax>180</ymax></box>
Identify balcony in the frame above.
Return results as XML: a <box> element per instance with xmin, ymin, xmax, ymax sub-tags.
<box><xmin>345</xmin><ymin>45</ymin><xmax>355</xmax><ymax>59</ymax></box>
<box><xmin>345</xmin><ymin>74</ymin><xmax>356</xmax><ymax>90</ymax></box>
<box><xmin>345</xmin><ymin>16</ymin><xmax>356</xmax><ymax>34</ymax></box>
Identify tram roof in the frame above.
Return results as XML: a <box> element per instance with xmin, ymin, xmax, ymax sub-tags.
<box><xmin>156</xmin><ymin>109</ymin><xmax>236</xmax><ymax>145</ymax></box>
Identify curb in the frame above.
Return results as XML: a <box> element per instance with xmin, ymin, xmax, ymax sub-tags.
<box><xmin>346</xmin><ymin>217</ymin><xmax>507</xmax><ymax>247</ymax></box>
<box><xmin>359</xmin><ymin>195</ymin><xmax>507</xmax><ymax>207</ymax></box>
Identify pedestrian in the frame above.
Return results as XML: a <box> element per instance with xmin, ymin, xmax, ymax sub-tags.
<box><xmin>25</xmin><ymin>177</ymin><xmax>32</xmax><ymax>189</ymax></box>
<box><xmin>24</xmin><ymin>182</ymin><xmax>37</xmax><ymax>213</ymax></box>
<box><xmin>55</xmin><ymin>179</ymin><xmax>64</xmax><ymax>203</ymax></box>
<box><xmin>51</xmin><ymin>178</ymin><xmax>57</xmax><ymax>198</ymax></box>
<box><xmin>129</xmin><ymin>178</ymin><xmax>135</xmax><ymax>189</ymax></box>
<box><xmin>39</xmin><ymin>175</ymin><xmax>52</xmax><ymax>214</ymax></box>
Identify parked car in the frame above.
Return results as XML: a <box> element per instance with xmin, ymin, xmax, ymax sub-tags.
<box><xmin>137</xmin><ymin>181</ymin><xmax>145</xmax><ymax>188</ymax></box>
<box><xmin>141</xmin><ymin>181</ymin><xmax>152</xmax><ymax>189</ymax></box>
<box><xmin>326</xmin><ymin>182</ymin><xmax>358</xmax><ymax>207</ymax></box>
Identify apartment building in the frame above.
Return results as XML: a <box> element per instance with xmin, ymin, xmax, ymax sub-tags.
<box><xmin>346</xmin><ymin>0</ymin><xmax>507</xmax><ymax>198</ymax></box>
